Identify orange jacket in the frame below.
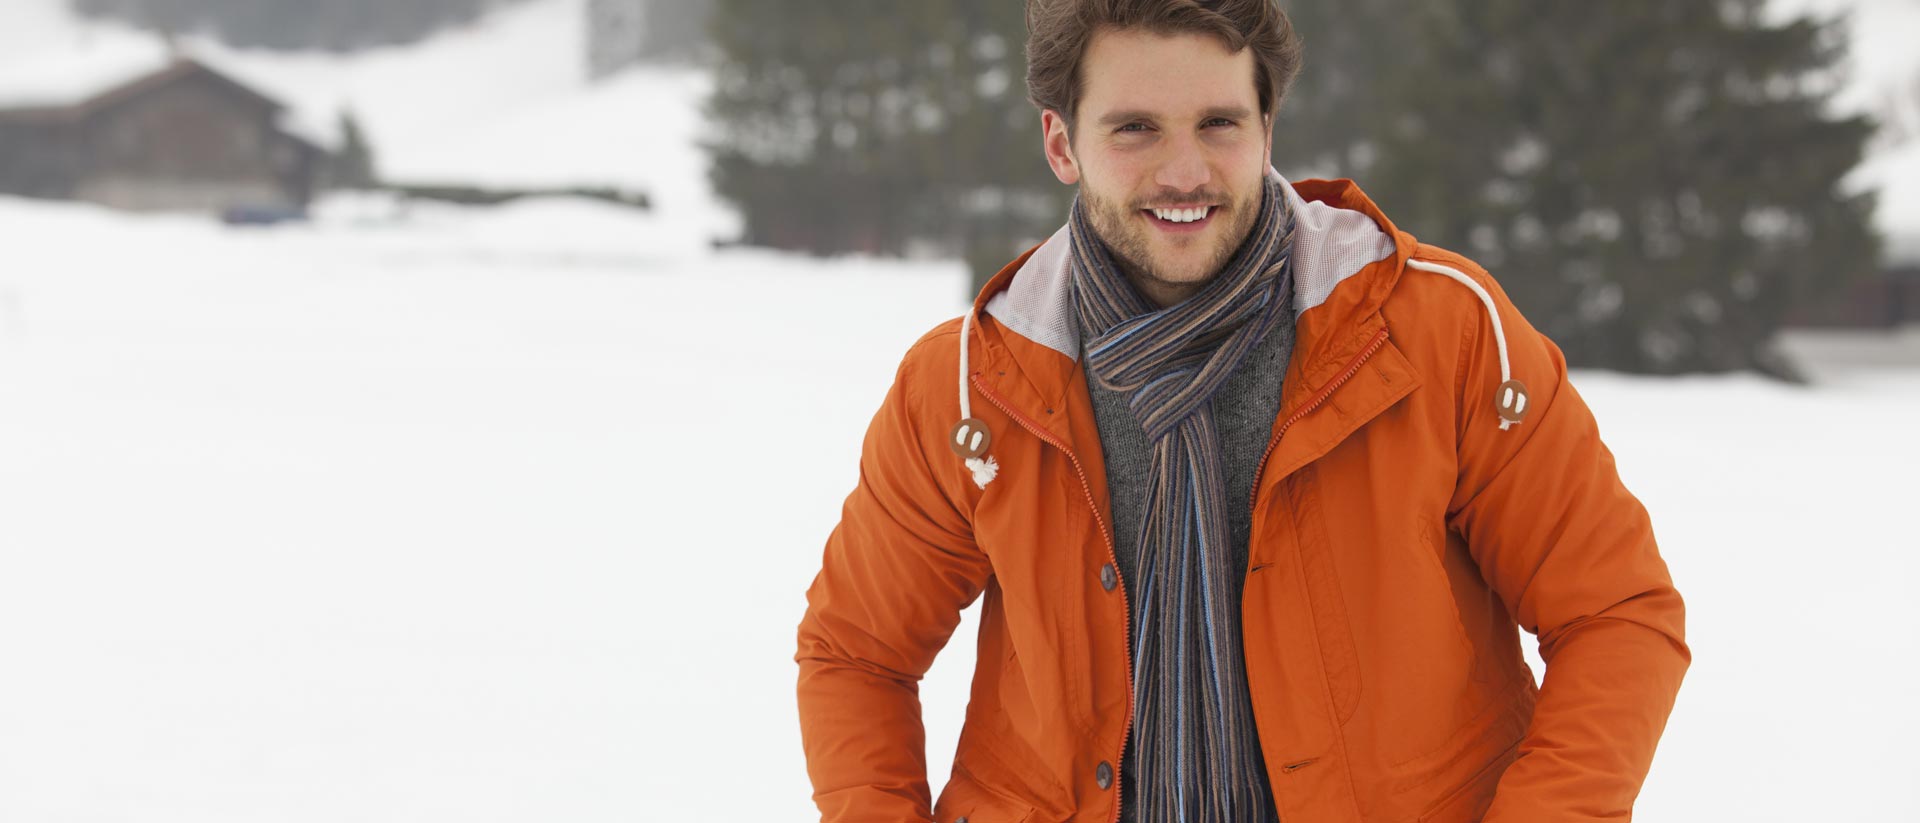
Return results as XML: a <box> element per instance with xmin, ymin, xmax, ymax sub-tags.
<box><xmin>797</xmin><ymin>176</ymin><xmax>1689</xmax><ymax>823</ymax></box>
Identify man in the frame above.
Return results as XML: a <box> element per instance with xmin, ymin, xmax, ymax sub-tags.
<box><xmin>796</xmin><ymin>1</ymin><xmax>1689</xmax><ymax>821</ymax></box>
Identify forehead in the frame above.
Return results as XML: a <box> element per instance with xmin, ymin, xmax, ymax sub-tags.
<box><xmin>1077</xmin><ymin>27</ymin><xmax>1259</xmax><ymax>121</ymax></box>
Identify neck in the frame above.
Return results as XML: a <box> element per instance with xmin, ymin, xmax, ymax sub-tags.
<box><xmin>1122</xmin><ymin>265</ymin><xmax>1213</xmax><ymax>308</ymax></box>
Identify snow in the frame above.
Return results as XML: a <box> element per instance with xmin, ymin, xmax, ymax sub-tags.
<box><xmin>185</xmin><ymin>0</ymin><xmax>593</xmax><ymax>162</ymax></box>
<box><xmin>0</xmin><ymin>25</ymin><xmax>170</xmax><ymax>109</ymax></box>
<box><xmin>0</xmin><ymin>193</ymin><xmax>966</xmax><ymax>823</ymax></box>
<box><xmin>1561</xmin><ymin>369</ymin><xmax>1920</xmax><ymax>822</ymax></box>
<box><xmin>1852</xmin><ymin>140</ymin><xmax>1920</xmax><ymax>263</ymax></box>
<box><xmin>0</xmin><ymin>0</ymin><xmax>736</xmax><ymax>246</ymax></box>
<box><xmin>0</xmin><ymin>0</ymin><xmax>1916</xmax><ymax>820</ymax></box>
<box><xmin>186</xmin><ymin>0</ymin><xmax>738</xmax><ymax>244</ymax></box>
<box><xmin>3</xmin><ymin>187</ymin><xmax>1916</xmax><ymax>822</ymax></box>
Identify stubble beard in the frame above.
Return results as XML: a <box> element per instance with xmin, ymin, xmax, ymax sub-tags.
<box><xmin>1080</xmin><ymin>180</ymin><xmax>1263</xmax><ymax>305</ymax></box>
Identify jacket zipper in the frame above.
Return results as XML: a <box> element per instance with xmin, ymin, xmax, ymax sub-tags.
<box><xmin>1233</xmin><ymin>326</ymin><xmax>1390</xmax><ymax>806</ymax></box>
<box><xmin>970</xmin><ymin>374</ymin><xmax>1135</xmax><ymax>823</ymax></box>
<box><xmin>967</xmin><ymin>325</ymin><xmax>1385</xmax><ymax>821</ymax></box>
<box><xmin>1247</xmin><ymin>327</ymin><xmax>1391</xmax><ymax>516</ymax></box>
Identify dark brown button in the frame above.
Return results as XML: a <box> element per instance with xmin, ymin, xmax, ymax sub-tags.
<box><xmin>1099</xmin><ymin>563</ymin><xmax>1118</xmax><ymax>592</ymax></box>
<box><xmin>949</xmin><ymin>418</ymin><xmax>992</xmax><ymax>459</ymax></box>
<box><xmin>1495</xmin><ymin>379</ymin><xmax>1530</xmax><ymax>425</ymax></box>
<box><xmin>1096</xmin><ymin>760</ymin><xmax>1113</xmax><ymax>789</ymax></box>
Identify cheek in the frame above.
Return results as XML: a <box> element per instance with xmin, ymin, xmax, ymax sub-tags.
<box><xmin>1087</xmin><ymin>149</ymin><xmax>1152</xmax><ymax>192</ymax></box>
<box><xmin>1217</xmin><ymin>138</ymin><xmax>1269</xmax><ymax>175</ymax></box>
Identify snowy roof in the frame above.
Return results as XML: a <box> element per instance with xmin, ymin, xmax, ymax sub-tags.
<box><xmin>0</xmin><ymin>30</ymin><xmax>173</xmax><ymax>111</ymax></box>
<box><xmin>0</xmin><ymin>29</ymin><xmax>331</xmax><ymax>153</ymax></box>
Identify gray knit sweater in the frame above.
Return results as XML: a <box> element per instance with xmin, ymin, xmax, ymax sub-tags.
<box><xmin>1081</xmin><ymin>294</ymin><xmax>1296</xmax><ymax>823</ymax></box>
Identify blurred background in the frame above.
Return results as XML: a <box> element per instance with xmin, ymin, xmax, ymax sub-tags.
<box><xmin>0</xmin><ymin>0</ymin><xmax>1914</xmax><ymax>820</ymax></box>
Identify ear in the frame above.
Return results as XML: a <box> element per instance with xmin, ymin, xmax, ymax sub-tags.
<box><xmin>1041</xmin><ymin>109</ymin><xmax>1080</xmax><ymax>185</ymax></box>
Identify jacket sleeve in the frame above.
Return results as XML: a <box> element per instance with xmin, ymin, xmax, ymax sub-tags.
<box><xmin>795</xmin><ymin>337</ymin><xmax>993</xmax><ymax>823</ymax></box>
<box><xmin>1440</xmin><ymin>261</ymin><xmax>1691</xmax><ymax>822</ymax></box>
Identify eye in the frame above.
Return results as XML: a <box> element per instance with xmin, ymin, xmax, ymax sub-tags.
<box><xmin>1204</xmin><ymin>118</ymin><xmax>1236</xmax><ymax>128</ymax></box>
<box><xmin>1117</xmin><ymin>122</ymin><xmax>1151</xmax><ymax>133</ymax></box>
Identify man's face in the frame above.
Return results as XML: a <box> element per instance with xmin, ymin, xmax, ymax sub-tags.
<box><xmin>1042</xmin><ymin>28</ymin><xmax>1274</xmax><ymax>306</ymax></box>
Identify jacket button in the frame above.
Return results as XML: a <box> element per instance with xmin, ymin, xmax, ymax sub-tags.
<box><xmin>1099</xmin><ymin>563</ymin><xmax>1117</xmax><ymax>592</ymax></box>
<box><xmin>1096</xmin><ymin>760</ymin><xmax>1113</xmax><ymax>789</ymax></box>
<box><xmin>954</xmin><ymin>818</ymin><xmax>968</xmax><ymax>823</ymax></box>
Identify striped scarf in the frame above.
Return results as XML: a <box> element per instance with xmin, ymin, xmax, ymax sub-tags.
<box><xmin>1069</xmin><ymin>174</ymin><xmax>1294</xmax><ymax>823</ymax></box>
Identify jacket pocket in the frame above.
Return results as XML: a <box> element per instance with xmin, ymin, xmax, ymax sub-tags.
<box><xmin>1287</xmin><ymin>465</ymin><xmax>1364</xmax><ymax>723</ymax></box>
<box><xmin>1386</xmin><ymin>678</ymin><xmax>1528</xmax><ymax>796</ymax></box>
<box><xmin>1413</xmin><ymin>514</ymin><xmax>1479</xmax><ymax>672</ymax></box>
<box><xmin>932</xmin><ymin>765</ymin><xmax>1038</xmax><ymax>823</ymax></box>
<box><xmin>1415</xmin><ymin>737</ymin><xmax>1521</xmax><ymax>823</ymax></box>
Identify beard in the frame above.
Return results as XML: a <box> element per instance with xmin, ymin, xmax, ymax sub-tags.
<box><xmin>1079</xmin><ymin>176</ymin><xmax>1265</xmax><ymax>302</ymax></box>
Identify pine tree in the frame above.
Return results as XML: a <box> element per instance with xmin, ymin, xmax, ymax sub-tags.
<box><xmin>705</xmin><ymin>2</ymin><xmax>1877</xmax><ymax>375</ymax></box>
<box><xmin>1272</xmin><ymin>0</ymin><xmax>1879</xmax><ymax>376</ymax></box>
<box><xmin>637</xmin><ymin>0</ymin><xmax>714</xmax><ymax>64</ymax></box>
<box><xmin>332</xmin><ymin>109</ymin><xmax>378</xmax><ymax>190</ymax></box>
<box><xmin>704</xmin><ymin>0</ymin><xmax>1062</xmax><ymax>284</ymax></box>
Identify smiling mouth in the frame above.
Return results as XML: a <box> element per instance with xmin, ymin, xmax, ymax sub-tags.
<box><xmin>1142</xmin><ymin>205</ymin><xmax>1215</xmax><ymax>230</ymax></box>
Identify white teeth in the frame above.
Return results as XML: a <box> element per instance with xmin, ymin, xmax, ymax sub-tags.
<box><xmin>1152</xmin><ymin>206</ymin><xmax>1211</xmax><ymax>223</ymax></box>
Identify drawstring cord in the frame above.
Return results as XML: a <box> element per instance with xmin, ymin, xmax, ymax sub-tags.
<box><xmin>951</xmin><ymin>310</ymin><xmax>999</xmax><ymax>488</ymax></box>
<box><xmin>1406</xmin><ymin>259</ymin><xmax>1531</xmax><ymax>430</ymax></box>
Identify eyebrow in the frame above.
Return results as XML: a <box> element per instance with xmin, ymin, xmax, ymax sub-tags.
<box><xmin>1095</xmin><ymin>106</ymin><xmax>1256</xmax><ymax>128</ymax></box>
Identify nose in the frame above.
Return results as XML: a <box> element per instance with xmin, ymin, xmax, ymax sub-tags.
<box><xmin>1153</xmin><ymin>132</ymin><xmax>1212</xmax><ymax>194</ymax></box>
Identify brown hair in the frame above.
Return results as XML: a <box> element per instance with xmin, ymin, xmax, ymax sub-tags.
<box><xmin>1024</xmin><ymin>0</ymin><xmax>1303</xmax><ymax>129</ymax></box>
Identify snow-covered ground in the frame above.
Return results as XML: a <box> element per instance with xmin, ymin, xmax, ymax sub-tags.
<box><xmin>1</xmin><ymin>0</ymin><xmax>1917</xmax><ymax>821</ymax></box>
<box><xmin>0</xmin><ymin>192</ymin><xmax>962</xmax><ymax>822</ymax></box>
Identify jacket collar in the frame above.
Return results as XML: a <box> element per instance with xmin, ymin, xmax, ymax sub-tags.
<box><xmin>964</xmin><ymin>171</ymin><xmax>1418</xmax><ymax>441</ymax></box>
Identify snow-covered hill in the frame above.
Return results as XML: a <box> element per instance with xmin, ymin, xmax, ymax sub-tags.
<box><xmin>0</xmin><ymin>0</ymin><xmax>736</xmax><ymax>244</ymax></box>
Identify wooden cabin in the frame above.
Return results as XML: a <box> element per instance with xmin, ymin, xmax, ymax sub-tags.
<box><xmin>0</xmin><ymin>56</ymin><xmax>327</xmax><ymax>214</ymax></box>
